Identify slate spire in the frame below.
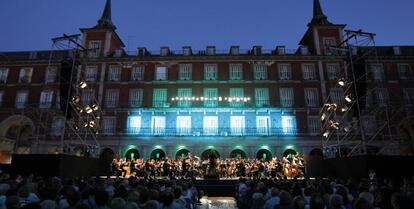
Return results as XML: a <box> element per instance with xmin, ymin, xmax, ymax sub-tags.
<box><xmin>96</xmin><ymin>0</ymin><xmax>116</xmax><ymax>29</ymax></box>
<box><xmin>309</xmin><ymin>0</ymin><xmax>331</xmax><ymax>26</ymax></box>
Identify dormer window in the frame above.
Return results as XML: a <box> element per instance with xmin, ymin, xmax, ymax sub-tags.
<box><xmin>160</xmin><ymin>47</ymin><xmax>170</xmax><ymax>56</ymax></box>
<box><xmin>393</xmin><ymin>46</ymin><xmax>401</xmax><ymax>55</ymax></box>
<box><xmin>137</xmin><ymin>47</ymin><xmax>148</xmax><ymax>56</ymax></box>
<box><xmin>183</xmin><ymin>47</ymin><xmax>192</xmax><ymax>56</ymax></box>
<box><xmin>206</xmin><ymin>46</ymin><xmax>216</xmax><ymax>55</ymax></box>
<box><xmin>276</xmin><ymin>46</ymin><xmax>286</xmax><ymax>55</ymax></box>
<box><xmin>88</xmin><ymin>40</ymin><xmax>101</xmax><ymax>58</ymax></box>
<box><xmin>300</xmin><ymin>46</ymin><xmax>309</xmax><ymax>55</ymax></box>
<box><xmin>323</xmin><ymin>38</ymin><xmax>336</xmax><ymax>55</ymax></box>
<box><xmin>252</xmin><ymin>46</ymin><xmax>262</xmax><ymax>55</ymax></box>
<box><xmin>230</xmin><ymin>46</ymin><xmax>239</xmax><ymax>55</ymax></box>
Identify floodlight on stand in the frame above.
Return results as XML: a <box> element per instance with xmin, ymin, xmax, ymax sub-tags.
<box><xmin>321</xmin><ymin>113</ymin><xmax>327</xmax><ymax>121</ymax></box>
<box><xmin>329</xmin><ymin>120</ymin><xmax>340</xmax><ymax>130</ymax></box>
<box><xmin>338</xmin><ymin>78</ymin><xmax>346</xmax><ymax>87</ymax></box>
<box><xmin>341</xmin><ymin>106</ymin><xmax>349</xmax><ymax>112</ymax></box>
<box><xmin>84</xmin><ymin>106</ymin><xmax>93</xmax><ymax>114</ymax></box>
<box><xmin>71</xmin><ymin>96</ymin><xmax>80</xmax><ymax>104</ymax></box>
<box><xmin>345</xmin><ymin>95</ymin><xmax>353</xmax><ymax>103</ymax></box>
<box><xmin>323</xmin><ymin>130</ymin><xmax>330</xmax><ymax>138</ymax></box>
<box><xmin>91</xmin><ymin>104</ymin><xmax>99</xmax><ymax>111</ymax></box>
<box><xmin>79</xmin><ymin>81</ymin><xmax>88</xmax><ymax>89</ymax></box>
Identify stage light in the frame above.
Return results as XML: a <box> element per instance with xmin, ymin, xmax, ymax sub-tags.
<box><xmin>172</xmin><ymin>98</ymin><xmax>175</xmax><ymax>101</ymax></box>
<box><xmin>192</xmin><ymin>97</ymin><xmax>195</xmax><ymax>100</ymax></box>
<box><xmin>345</xmin><ymin>95</ymin><xmax>353</xmax><ymax>103</ymax></box>
<box><xmin>321</xmin><ymin>113</ymin><xmax>327</xmax><ymax>121</ymax></box>
<box><xmin>71</xmin><ymin>96</ymin><xmax>80</xmax><ymax>104</ymax></box>
<box><xmin>91</xmin><ymin>104</ymin><xmax>99</xmax><ymax>111</ymax></box>
<box><xmin>325</xmin><ymin>103</ymin><xmax>338</xmax><ymax>111</ymax></box>
<box><xmin>329</xmin><ymin>120</ymin><xmax>340</xmax><ymax>130</ymax></box>
<box><xmin>338</xmin><ymin>78</ymin><xmax>346</xmax><ymax>86</ymax></box>
<box><xmin>344</xmin><ymin>124</ymin><xmax>352</xmax><ymax>132</ymax></box>
<box><xmin>200</xmin><ymin>97</ymin><xmax>204</xmax><ymax>101</ymax></box>
<box><xmin>341</xmin><ymin>106</ymin><xmax>349</xmax><ymax>112</ymax></box>
<box><xmin>323</xmin><ymin>130</ymin><xmax>330</xmax><ymax>138</ymax></box>
<box><xmin>79</xmin><ymin>81</ymin><xmax>87</xmax><ymax>89</ymax></box>
<box><xmin>89</xmin><ymin>120</ymin><xmax>96</xmax><ymax>128</ymax></box>
<box><xmin>218</xmin><ymin>97</ymin><xmax>222</xmax><ymax>101</ymax></box>
<box><xmin>85</xmin><ymin>106</ymin><xmax>93</xmax><ymax>114</ymax></box>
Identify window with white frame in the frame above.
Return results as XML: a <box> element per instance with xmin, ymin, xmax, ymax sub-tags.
<box><xmin>204</xmin><ymin>88</ymin><xmax>218</xmax><ymax>107</ymax></box>
<box><xmin>254</xmin><ymin>64</ymin><xmax>267</xmax><ymax>80</ymax></box>
<box><xmin>370</xmin><ymin>64</ymin><xmax>385</xmax><ymax>81</ymax></box>
<box><xmin>375</xmin><ymin>88</ymin><xmax>389</xmax><ymax>106</ymax></box>
<box><xmin>177</xmin><ymin>116</ymin><xmax>191</xmax><ymax>135</ymax></box>
<box><xmin>255</xmin><ymin>88</ymin><xmax>269</xmax><ymax>107</ymax></box>
<box><xmin>105</xmin><ymin>89</ymin><xmax>119</xmax><ymax>108</ymax></box>
<box><xmin>230</xmin><ymin>116</ymin><xmax>245</xmax><ymax>136</ymax></box>
<box><xmin>108</xmin><ymin>65</ymin><xmax>121</xmax><ymax>81</ymax></box>
<box><xmin>0</xmin><ymin>91</ymin><xmax>4</xmax><ymax>107</ymax></box>
<box><xmin>0</xmin><ymin>68</ymin><xmax>9</xmax><ymax>83</ymax></box>
<box><xmin>153</xmin><ymin>88</ymin><xmax>168</xmax><ymax>107</ymax></box>
<box><xmin>279</xmin><ymin>64</ymin><xmax>292</xmax><ymax>80</ymax></box>
<box><xmin>204</xmin><ymin>64</ymin><xmax>217</xmax><ymax>80</ymax></box>
<box><xmin>151</xmin><ymin>116</ymin><xmax>166</xmax><ymax>135</ymax></box>
<box><xmin>403</xmin><ymin>88</ymin><xmax>414</xmax><ymax>106</ymax></box>
<box><xmin>131</xmin><ymin>66</ymin><xmax>145</xmax><ymax>81</ymax></box>
<box><xmin>398</xmin><ymin>64</ymin><xmax>412</xmax><ymax>80</ymax></box>
<box><xmin>302</xmin><ymin>64</ymin><xmax>316</xmax><ymax>80</ymax></box>
<box><xmin>256</xmin><ymin>116</ymin><xmax>270</xmax><ymax>135</ymax></box>
<box><xmin>327</xmin><ymin>64</ymin><xmax>340</xmax><ymax>80</ymax></box>
<box><xmin>39</xmin><ymin>90</ymin><xmax>53</xmax><ymax>108</ymax></box>
<box><xmin>179</xmin><ymin>64</ymin><xmax>192</xmax><ymax>80</ymax></box>
<box><xmin>323</xmin><ymin>38</ymin><xmax>336</xmax><ymax>55</ymax></box>
<box><xmin>203</xmin><ymin>116</ymin><xmax>218</xmax><ymax>136</ymax></box>
<box><xmin>16</xmin><ymin>91</ymin><xmax>28</xmax><ymax>109</ymax></box>
<box><xmin>329</xmin><ymin>88</ymin><xmax>344</xmax><ymax>104</ymax></box>
<box><xmin>307</xmin><ymin>116</ymin><xmax>321</xmax><ymax>135</ymax></box>
<box><xmin>282</xmin><ymin>116</ymin><xmax>296</xmax><ymax>135</ymax></box>
<box><xmin>88</xmin><ymin>40</ymin><xmax>101</xmax><ymax>58</ymax></box>
<box><xmin>177</xmin><ymin>88</ymin><xmax>192</xmax><ymax>107</ymax></box>
<box><xmin>85</xmin><ymin>66</ymin><xmax>97</xmax><ymax>82</ymax></box>
<box><xmin>229</xmin><ymin>88</ymin><xmax>244</xmax><ymax>107</ymax></box>
<box><xmin>279</xmin><ymin>88</ymin><xmax>294</xmax><ymax>107</ymax></box>
<box><xmin>304</xmin><ymin>88</ymin><xmax>319</xmax><ymax>107</ymax></box>
<box><xmin>129</xmin><ymin>88</ymin><xmax>143</xmax><ymax>107</ymax></box>
<box><xmin>82</xmin><ymin>89</ymin><xmax>94</xmax><ymax>105</ymax></box>
<box><xmin>102</xmin><ymin>117</ymin><xmax>116</xmax><ymax>134</ymax></box>
<box><xmin>51</xmin><ymin>117</ymin><xmax>65</xmax><ymax>136</ymax></box>
<box><xmin>19</xmin><ymin>68</ymin><xmax>33</xmax><ymax>83</ymax></box>
<box><xmin>128</xmin><ymin>116</ymin><xmax>141</xmax><ymax>134</ymax></box>
<box><xmin>45</xmin><ymin>67</ymin><xmax>57</xmax><ymax>83</ymax></box>
<box><xmin>155</xmin><ymin>66</ymin><xmax>168</xmax><ymax>80</ymax></box>
<box><xmin>229</xmin><ymin>64</ymin><xmax>243</xmax><ymax>80</ymax></box>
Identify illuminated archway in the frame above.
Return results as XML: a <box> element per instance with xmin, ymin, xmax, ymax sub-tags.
<box><xmin>230</xmin><ymin>149</ymin><xmax>246</xmax><ymax>159</ymax></box>
<box><xmin>256</xmin><ymin>149</ymin><xmax>272</xmax><ymax>161</ymax></box>
<box><xmin>283</xmin><ymin>149</ymin><xmax>297</xmax><ymax>157</ymax></box>
<box><xmin>201</xmin><ymin>149</ymin><xmax>220</xmax><ymax>160</ymax></box>
<box><xmin>150</xmin><ymin>149</ymin><xmax>166</xmax><ymax>160</ymax></box>
<box><xmin>309</xmin><ymin>148</ymin><xmax>323</xmax><ymax>157</ymax></box>
<box><xmin>125</xmin><ymin>149</ymin><xmax>140</xmax><ymax>160</ymax></box>
<box><xmin>175</xmin><ymin>149</ymin><xmax>190</xmax><ymax>159</ymax></box>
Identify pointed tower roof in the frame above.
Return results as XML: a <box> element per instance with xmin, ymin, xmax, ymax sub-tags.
<box><xmin>309</xmin><ymin>0</ymin><xmax>332</xmax><ymax>26</ymax></box>
<box><xmin>95</xmin><ymin>0</ymin><xmax>116</xmax><ymax>29</ymax></box>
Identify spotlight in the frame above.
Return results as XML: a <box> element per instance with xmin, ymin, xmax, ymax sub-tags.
<box><xmin>323</xmin><ymin>130</ymin><xmax>330</xmax><ymax>138</ymax></box>
<box><xmin>325</xmin><ymin>103</ymin><xmax>338</xmax><ymax>111</ymax></box>
<box><xmin>218</xmin><ymin>97</ymin><xmax>222</xmax><ymax>101</ymax></box>
<box><xmin>341</xmin><ymin>106</ymin><xmax>349</xmax><ymax>112</ymax></box>
<box><xmin>79</xmin><ymin>81</ymin><xmax>87</xmax><ymax>89</ymax></box>
<box><xmin>338</xmin><ymin>78</ymin><xmax>346</xmax><ymax>86</ymax></box>
<box><xmin>91</xmin><ymin>104</ymin><xmax>99</xmax><ymax>111</ymax></box>
<box><xmin>321</xmin><ymin>113</ymin><xmax>327</xmax><ymax>121</ymax></box>
<box><xmin>329</xmin><ymin>120</ymin><xmax>340</xmax><ymax>130</ymax></box>
<box><xmin>73</xmin><ymin>125</ymin><xmax>79</xmax><ymax>130</ymax></box>
<box><xmin>89</xmin><ymin>120</ymin><xmax>96</xmax><ymax>128</ymax></box>
<box><xmin>85</xmin><ymin>106</ymin><xmax>93</xmax><ymax>114</ymax></box>
<box><xmin>345</xmin><ymin>95</ymin><xmax>353</xmax><ymax>103</ymax></box>
<box><xmin>71</xmin><ymin>96</ymin><xmax>80</xmax><ymax>104</ymax></box>
<box><xmin>172</xmin><ymin>98</ymin><xmax>175</xmax><ymax>101</ymax></box>
<box><xmin>344</xmin><ymin>124</ymin><xmax>352</xmax><ymax>132</ymax></box>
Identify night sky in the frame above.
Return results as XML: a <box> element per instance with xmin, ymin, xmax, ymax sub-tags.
<box><xmin>0</xmin><ymin>0</ymin><xmax>413</xmax><ymax>52</ymax></box>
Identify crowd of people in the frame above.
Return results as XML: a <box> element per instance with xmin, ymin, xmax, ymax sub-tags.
<box><xmin>111</xmin><ymin>153</ymin><xmax>306</xmax><ymax>179</ymax></box>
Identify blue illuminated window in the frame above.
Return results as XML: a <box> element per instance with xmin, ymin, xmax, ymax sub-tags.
<box><xmin>279</xmin><ymin>88</ymin><xmax>294</xmax><ymax>107</ymax></box>
<box><xmin>177</xmin><ymin>116</ymin><xmax>191</xmax><ymax>135</ymax></box>
<box><xmin>230</xmin><ymin>116</ymin><xmax>245</xmax><ymax>136</ymax></box>
<box><xmin>204</xmin><ymin>88</ymin><xmax>218</xmax><ymax>107</ymax></box>
<box><xmin>153</xmin><ymin>88</ymin><xmax>168</xmax><ymax>107</ymax></box>
<box><xmin>229</xmin><ymin>88</ymin><xmax>244</xmax><ymax>107</ymax></box>
<box><xmin>282</xmin><ymin>116</ymin><xmax>296</xmax><ymax>135</ymax></box>
<box><xmin>178</xmin><ymin>88</ymin><xmax>192</xmax><ymax>107</ymax></box>
<box><xmin>203</xmin><ymin>116</ymin><xmax>218</xmax><ymax>135</ymax></box>
<box><xmin>151</xmin><ymin>116</ymin><xmax>165</xmax><ymax>135</ymax></box>
<box><xmin>256</xmin><ymin>116</ymin><xmax>270</xmax><ymax>135</ymax></box>
<box><xmin>255</xmin><ymin>88</ymin><xmax>269</xmax><ymax>107</ymax></box>
<box><xmin>128</xmin><ymin>116</ymin><xmax>141</xmax><ymax>134</ymax></box>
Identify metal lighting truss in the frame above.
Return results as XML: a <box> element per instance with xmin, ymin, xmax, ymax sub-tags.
<box><xmin>320</xmin><ymin>29</ymin><xmax>409</xmax><ymax>158</ymax></box>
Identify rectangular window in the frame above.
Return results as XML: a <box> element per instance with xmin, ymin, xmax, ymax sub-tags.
<box><xmin>375</xmin><ymin>88</ymin><xmax>389</xmax><ymax>106</ymax></box>
<box><xmin>330</xmin><ymin>88</ymin><xmax>344</xmax><ymax>104</ymax></box>
<box><xmin>307</xmin><ymin>116</ymin><xmax>321</xmax><ymax>135</ymax></box>
<box><xmin>39</xmin><ymin>90</ymin><xmax>54</xmax><ymax>108</ymax></box>
<box><xmin>302</xmin><ymin>64</ymin><xmax>316</xmax><ymax>80</ymax></box>
<box><xmin>370</xmin><ymin>64</ymin><xmax>385</xmax><ymax>81</ymax></box>
<box><xmin>256</xmin><ymin>116</ymin><xmax>270</xmax><ymax>135</ymax></box>
<box><xmin>105</xmin><ymin>89</ymin><xmax>119</xmax><ymax>108</ymax></box>
<box><xmin>254</xmin><ymin>64</ymin><xmax>268</xmax><ymax>80</ymax></box>
<box><xmin>204</xmin><ymin>88</ymin><xmax>218</xmax><ymax>107</ymax></box>
<box><xmin>155</xmin><ymin>66</ymin><xmax>168</xmax><ymax>80</ymax></box>
<box><xmin>282</xmin><ymin>116</ymin><xmax>296</xmax><ymax>135</ymax></box>
<box><xmin>153</xmin><ymin>88</ymin><xmax>168</xmax><ymax>107</ymax></box>
<box><xmin>0</xmin><ymin>68</ymin><xmax>9</xmax><ymax>83</ymax></box>
<box><xmin>304</xmin><ymin>88</ymin><xmax>319</xmax><ymax>107</ymax></box>
<box><xmin>279</xmin><ymin>64</ymin><xmax>292</xmax><ymax>80</ymax></box>
<box><xmin>279</xmin><ymin>88</ymin><xmax>294</xmax><ymax>107</ymax></box>
<box><xmin>177</xmin><ymin>116</ymin><xmax>191</xmax><ymax>136</ymax></box>
<box><xmin>151</xmin><ymin>116</ymin><xmax>166</xmax><ymax>135</ymax></box>
<box><xmin>327</xmin><ymin>64</ymin><xmax>340</xmax><ymax>80</ymax></box>
<box><xmin>51</xmin><ymin>117</ymin><xmax>65</xmax><ymax>136</ymax></box>
<box><xmin>108</xmin><ymin>65</ymin><xmax>121</xmax><ymax>81</ymax></box>
<box><xmin>398</xmin><ymin>64</ymin><xmax>412</xmax><ymax>80</ymax></box>
<box><xmin>403</xmin><ymin>88</ymin><xmax>414</xmax><ymax>106</ymax></box>
<box><xmin>203</xmin><ymin>116</ymin><xmax>218</xmax><ymax>136</ymax></box>
<box><xmin>127</xmin><ymin>116</ymin><xmax>141</xmax><ymax>134</ymax></box>
<box><xmin>102</xmin><ymin>117</ymin><xmax>116</xmax><ymax>135</ymax></box>
<box><xmin>16</xmin><ymin>91</ymin><xmax>28</xmax><ymax>109</ymax></box>
<box><xmin>229</xmin><ymin>64</ymin><xmax>243</xmax><ymax>80</ymax></box>
<box><xmin>177</xmin><ymin>88</ymin><xmax>192</xmax><ymax>107</ymax></box>
<box><xmin>82</xmin><ymin>89</ymin><xmax>95</xmax><ymax>105</ymax></box>
<box><xmin>230</xmin><ymin>116</ymin><xmax>245</xmax><ymax>136</ymax></box>
<box><xmin>323</xmin><ymin>38</ymin><xmax>336</xmax><ymax>55</ymax></box>
<box><xmin>45</xmin><ymin>67</ymin><xmax>57</xmax><ymax>83</ymax></box>
<box><xmin>131</xmin><ymin>66</ymin><xmax>145</xmax><ymax>81</ymax></box>
<box><xmin>179</xmin><ymin>64</ymin><xmax>192</xmax><ymax>80</ymax></box>
<box><xmin>88</xmin><ymin>40</ymin><xmax>101</xmax><ymax>58</ymax></box>
<box><xmin>204</xmin><ymin>64</ymin><xmax>217</xmax><ymax>80</ymax></box>
<box><xmin>255</xmin><ymin>88</ymin><xmax>269</xmax><ymax>107</ymax></box>
<box><xmin>19</xmin><ymin>67</ymin><xmax>33</xmax><ymax>83</ymax></box>
<box><xmin>85</xmin><ymin>66</ymin><xmax>97</xmax><ymax>82</ymax></box>
<box><xmin>0</xmin><ymin>91</ymin><xmax>4</xmax><ymax>107</ymax></box>
<box><xmin>129</xmin><ymin>88</ymin><xmax>143</xmax><ymax>107</ymax></box>
<box><xmin>229</xmin><ymin>88</ymin><xmax>244</xmax><ymax>107</ymax></box>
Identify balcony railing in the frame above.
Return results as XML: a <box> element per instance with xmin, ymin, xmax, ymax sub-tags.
<box><xmin>126</xmin><ymin>48</ymin><xmax>299</xmax><ymax>57</ymax></box>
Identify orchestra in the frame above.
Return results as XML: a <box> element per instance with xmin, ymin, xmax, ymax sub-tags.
<box><xmin>111</xmin><ymin>152</ymin><xmax>306</xmax><ymax>179</ymax></box>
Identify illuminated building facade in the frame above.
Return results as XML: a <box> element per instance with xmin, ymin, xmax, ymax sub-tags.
<box><xmin>0</xmin><ymin>0</ymin><xmax>413</xmax><ymax>161</ymax></box>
